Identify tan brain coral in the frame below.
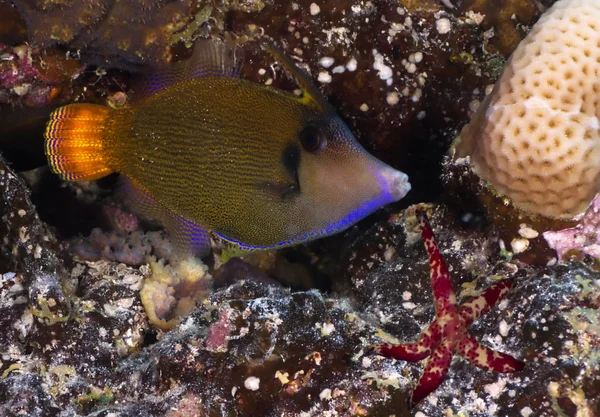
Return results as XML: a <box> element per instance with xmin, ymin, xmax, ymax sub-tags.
<box><xmin>456</xmin><ymin>0</ymin><xmax>600</xmax><ymax>219</ymax></box>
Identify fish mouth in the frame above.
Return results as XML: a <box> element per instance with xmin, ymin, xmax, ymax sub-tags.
<box><xmin>378</xmin><ymin>167</ymin><xmax>411</xmax><ymax>202</ymax></box>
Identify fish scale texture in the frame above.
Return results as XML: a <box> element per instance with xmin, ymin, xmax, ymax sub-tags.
<box><xmin>457</xmin><ymin>0</ymin><xmax>600</xmax><ymax>219</ymax></box>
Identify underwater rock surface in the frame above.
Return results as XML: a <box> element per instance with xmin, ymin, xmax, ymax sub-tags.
<box><xmin>2</xmin><ymin>0</ymin><xmax>599</xmax><ymax>416</ymax></box>
<box><xmin>343</xmin><ymin>205</ymin><xmax>599</xmax><ymax>416</ymax></box>
<box><xmin>1</xmin><ymin>167</ymin><xmax>598</xmax><ymax>415</ymax></box>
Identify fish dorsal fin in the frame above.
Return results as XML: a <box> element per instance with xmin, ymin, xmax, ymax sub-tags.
<box><xmin>263</xmin><ymin>43</ymin><xmax>334</xmax><ymax>114</ymax></box>
<box><xmin>135</xmin><ymin>39</ymin><xmax>244</xmax><ymax>99</ymax></box>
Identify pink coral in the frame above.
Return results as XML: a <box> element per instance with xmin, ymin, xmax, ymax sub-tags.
<box><xmin>204</xmin><ymin>307</ymin><xmax>237</xmax><ymax>352</ymax></box>
<box><xmin>0</xmin><ymin>43</ymin><xmax>83</xmax><ymax>107</ymax></box>
<box><xmin>102</xmin><ymin>206</ymin><xmax>139</xmax><ymax>233</ymax></box>
<box><xmin>543</xmin><ymin>195</ymin><xmax>600</xmax><ymax>261</ymax></box>
<box><xmin>0</xmin><ymin>44</ymin><xmax>40</xmax><ymax>89</ymax></box>
<box><xmin>71</xmin><ymin>228</ymin><xmax>173</xmax><ymax>265</ymax></box>
<box><xmin>166</xmin><ymin>393</ymin><xmax>205</xmax><ymax>417</ymax></box>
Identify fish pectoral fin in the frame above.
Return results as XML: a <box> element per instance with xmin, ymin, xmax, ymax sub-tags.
<box><xmin>118</xmin><ymin>176</ymin><xmax>211</xmax><ymax>258</ymax></box>
<box><xmin>255</xmin><ymin>180</ymin><xmax>299</xmax><ymax>200</ymax></box>
<box><xmin>133</xmin><ymin>39</ymin><xmax>244</xmax><ymax>100</ymax></box>
<box><xmin>262</xmin><ymin>42</ymin><xmax>334</xmax><ymax>114</ymax></box>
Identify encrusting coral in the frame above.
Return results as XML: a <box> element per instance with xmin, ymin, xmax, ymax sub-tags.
<box><xmin>10</xmin><ymin>0</ymin><xmax>192</xmax><ymax>66</ymax></box>
<box><xmin>543</xmin><ymin>195</ymin><xmax>600</xmax><ymax>261</ymax></box>
<box><xmin>0</xmin><ymin>43</ymin><xmax>84</xmax><ymax>107</ymax></box>
<box><xmin>140</xmin><ymin>257</ymin><xmax>212</xmax><ymax>330</ymax></box>
<box><xmin>457</xmin><ymin>0</ymin><xmax>545</xmax><ymax>57</ymax></box>
<box><xmin>71</xmin><ymin>228</ymin><xmax>174</xmax><ymax>266</ymax></box>
<box><xmin>9</xmin><ymin>0</ymin><xmax>266</xmax><ymax>68</ymax></box>
<box><xmin>454</xmin><ymin>0</ymin><xmax>600</xmax><ymax>220</ymax></box>
<box><xmin>72</xmin><ymin>226</ymin><xmax>211</xmax><ymax>330</ymax></box>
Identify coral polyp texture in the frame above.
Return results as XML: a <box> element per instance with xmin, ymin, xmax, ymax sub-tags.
<box><xmin>455</xmin><ymin>0</ymin><xmax>600</xmax><ymax>219</ymax></box>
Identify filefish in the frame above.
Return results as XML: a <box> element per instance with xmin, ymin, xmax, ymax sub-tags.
<box><xmin>44</xmin><ymin>40</ymin><xmax>411</xmax><ymax>256</ymax></box>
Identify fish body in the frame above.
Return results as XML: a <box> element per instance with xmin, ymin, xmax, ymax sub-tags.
<box><xmin>45</xmin><ymin>40</ymin><xmax>410</xmax><ymax>255</ymax></box>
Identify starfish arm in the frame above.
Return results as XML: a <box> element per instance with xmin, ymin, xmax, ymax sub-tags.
<box><xmin>371</xmin><ymin>321</ymin><xmax>443</xmax><ymax>361</ymax></box>
<box><xmin>417</xmin><ymin>211</ymin><xmax>458</xmax><ymax>316</ymax></box>
<box><xmin>368</xmin><ymin>211</ymin><xmax>524</xmax><ymax>406</ymax></box>
<box><xmin>411</xmin><ymin>337</ymin><xmax>456</xmax><ymax>405</ymax></box>
<box><xmin>457</xmin><ymin>334</ymin><xmax>525</xmax><ymax>373</ymax></box>
<box><xmin>459</xmin><ymin>280</ymin><xmax>514</xmax><ymax>326</ymax></box>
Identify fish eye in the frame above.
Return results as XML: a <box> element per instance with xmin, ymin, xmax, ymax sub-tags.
<box><xmin>299</xmin><ymin>125</ymin><xmax>327</xmax><ymax>154</ymax></box>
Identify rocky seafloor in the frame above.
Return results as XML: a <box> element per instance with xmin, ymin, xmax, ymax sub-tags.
<box><xmin>0</xmin><ymin>0</ymin><xmax>598</xmax><ymax>416</ymax></box>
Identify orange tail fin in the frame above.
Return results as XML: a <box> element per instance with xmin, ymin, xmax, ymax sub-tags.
<box><xmin>45</xmin><ymin>104</ymin><xmax>114</xmax><ymax>181</ymax></box>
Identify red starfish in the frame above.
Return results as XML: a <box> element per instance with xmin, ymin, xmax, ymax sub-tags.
<box><xmin>371</xmin><ymin>211</ymin><xmax>525</xmax><ymax>406</ymax></box>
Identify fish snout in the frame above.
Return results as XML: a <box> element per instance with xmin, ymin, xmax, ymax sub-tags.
<box><xmin>379</xmin><ymin>167</ymin><xmax>411</xmax><ymax>202</ymax></box>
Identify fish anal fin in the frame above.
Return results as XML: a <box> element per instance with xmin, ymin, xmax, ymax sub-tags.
<box><xmin>134</xmin><ymin>39</ymin><xmax>244</xmax><ymax>100</ymax></box>
<box><xmin>169</xmin><ymin>214</ymin><xmax>212</xmax><ymax>259</ymax></box>
<box><xmin>118</xmin><ymin>177</ymin><xmax>211</xmax><ymax>258</ymax></box>
<box><xmin>263</xmin><ymin>42</ymin><xmax>333</xmax><ymax>114</ymax></box>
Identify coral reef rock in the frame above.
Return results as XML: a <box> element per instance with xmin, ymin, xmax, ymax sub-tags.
<box><xmin>2</xmin><ymin>0</ymin><xmax>598</xmax><ymax>416</ymax></box>
<box><xmin>11</xmin><ymin>0</ymin><xmax>193</xmax><ymax>66</ymax></box>
<box><xmin>343</xmin><ymin>205</ymin><xmax>599</xmax><ymax>415</ymax></box>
